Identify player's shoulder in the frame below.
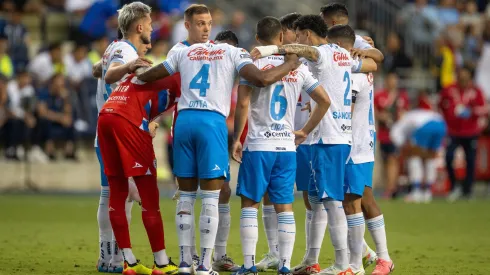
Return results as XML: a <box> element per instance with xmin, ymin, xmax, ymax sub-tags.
<box><xmin>354</xmin><ymin>35</ymin><xmax>372</xmax><ymax>49</ymax></box>
<box><xmin>110</xmin><ymin>40</ymin><xmax>137</xmax><ymax>53</ymax></box>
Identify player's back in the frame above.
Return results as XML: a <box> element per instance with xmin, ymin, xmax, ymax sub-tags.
<box><xmin>308</xmin><ymin>43</ymin><xmax>361</xmax><ymax>145</ymax></box>
<box><xmin>350</xmin><ymin>72</ymin><xmax>375</xmax><ymax>163</ymax></box>
<box><xmin>163</xmin><ymin>42</ymin><xmax>252</xmax><ymax>117</ymax></box>
<box><xmin>96</xmin><ymin>40</ymin><xmax>138</xmax><ymax>112</ymax></box>
<box><xmin>401</xmin><ymin>109</ymin><xmax>444</xmax><ymax>131</ymax></box>
<box><xmin>244</xmin><ymin>56</ymin><xmax>318</xmax><ymax>152</ymax></box>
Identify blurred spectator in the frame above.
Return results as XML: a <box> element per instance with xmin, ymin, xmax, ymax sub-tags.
<box><xmin>5</xmin><ymin>69</ymin><xmax>36</xmax><ymax>160</ymax></box>
<box><xmin>460</xmin><ymin>1</ymin><xmax>483</xmax><ymax>34</ymax></box>
<box><xmin>417</xmin><ymin>89</ymin><xmax>434</xmax><ymax>110</ymax></box>
<box><xmin>88</xmin><ymin>36</ymin><xmax>109</xmax><ymax>64</ymax></box>
<box><xmin>475</xmin><ymin>19</ymin><xmax>490</xmax><ymax>100</ymax></box>
<box><xmin>383</xmin><ymin>32</ymin><xmax>413</xmax><ymax>74</ymax></box>
<box><xmin>0</xmin><ymin>7</ymin><xmax>29</xmax><ymax>71</ymax></box>
<box><xmin>0</xmin><ymin>74</ymin><xmax>7</xmax><ymax>148</ymax></box>
<box><xmin>37</xmin><ymin>74</ymin><xmax>77</xmax><ymax>161</ymax></box>
<box><xmin>225</xmin><ymin>11</ymin><xmax>253</xmax><ymax>50</ymax></box>
<box><xmin>147</xmin><ymin>39</ymin><xmax>168</xmax><ymax>64</ymax></box>
<box><xmin>399</xmin><ymin>0</ymin><xmax>441</xmax><ymax>58</ymax></box>
<box><xmin>158</xmin><ymin>0</ymin><xmax>190</xmax><ymax>15</ymax></box>
<box><xmin>462</xmin><ymin>24</ymin><xmax>480</xmax><ymax>68</ymax></box>
<box><xmin>209</xmin><ymin>8</ymin><xmax>224</xmax><ymax>43</ymax></box>
<box><xmin>374</xmin><ymin>72</ymin><xmax>410</xmax><ymax>198</ymax></box>
<box><xmin>64</xmin><ymin>44</ymin><xmax>92</xmax><ymax>88</ymax></box>
<box><xmin>0</xmin><ymin>36</ymin><xmax>13</xmax><ymax>79</ymax></box>
<box><xmin>433</xmin><ymin>26</ymin><xmax>464</xmax><ymax>91</ymax></box>
<box><xmin>440</xmin><ymin>66</ymin><xmax>488</xmax><ymax>201</ymax></box>
<box><xmin>171</xmin><ymin>16</ymin><xmax>186</xmax><ymax>45</ymax></box>
<box><xmin>65</xmin><ymin>0</ymin><xmax>95</xmax><ymax>13</ymax></box>
<box><xmin>28</xmin><ymin>43</ymin><xmax>64</xmax><ymax>87</ymax></box>
<box><xmin>437</xmin><ymin>0</ymin><xmax>460</xmax><ymax>27</ymax></box>
<box><xmin>76</xmin><ymin>0</ymin><xmax>118</xmax><ymax>44</ymax></box>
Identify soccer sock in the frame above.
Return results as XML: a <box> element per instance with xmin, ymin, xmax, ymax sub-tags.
<box><xmin>110</xmin><ymin>187</ymin><xmax>134</xmax><ymax>264</ymax></box>
<box><xmin>154</xmin><ymin>250</ymin><xmax>170</xmax><ymax>266</ymax></box>
<box><xmin>277</xmin><ymin>212</ymin><xmax>296</xmax><ymax>270</ymax></box>
<box><xmin>98</xmin><ymin>186</ymin><xmax>112</xmax><ymax>263</ymax></box>
<box><xmin>346</xmin><ymin>213</ymin><xmax>365</xmax><ymax>271</ymax></box>
<box><xmin>107</xmin><ymin>176</ymin><xmax>132</xmax><ymax>263</ymax></box>
<box><xmin>323</xmin><ymin>200</ymin><xmax>349</xmax><ymax>270</ymax></box>
<box><xmin>214</xmin><ymin>204</ymin><xmax>231</xmax><ymax>261</ymax></box>
<box><xmin>176</xmin><ymin>191</ymin><xmax>197</xmax><ymax>265</ymax></box>
<box><xmin>366</xmin><ymin>215</ymin><xmax>391</xmax><ymax>261</ymax></box>
<box><xmin>122</xmin><ymin>248</ymin><xmax>137</xmax><ymax>265</ymax></box>
<box><xmin>305</xmin><ymin>209</ymin><xmax>312</xmax><ymax>252</ymax></box>
<box><xmin>134</xmin><ymin>175</ymin><xmax>166</xmax><ymax>262</ymax></box>
<box><xmin>408</xmin><ymin>157</ymin><xmax>423</xmax><ymax>191</ymax></box>
<box><xmin>305</xmin><ymin>196</ymin><xmax>327</xmax><ymax>264</ymax></box>
<box><xmin>199</xmin><ymin>190</ymin><xmax>220</xmax><ymax>269</ymax></box>
<box><xmin>425</xmin><ymin>159</ymin><xmax>437</xmax><ymax>190</ymax></box>
<box><xmin>240</xmin><ymin>207</ymin><xmax>258</xmax><ymax>269</ymax></box>
<box><xmin>191</xmin><ymin>202</ymin><xmax>198</xmax><ymax>258</ymax></box>
<box><xmin>262</xmin><ymin>205</ymin><xmax>279</xmax><ymax>257</ymax></box>
<box><xmin>362</xmin><ymin>239</ymin><xmax>374</xmax><ymax>257</ymax></box>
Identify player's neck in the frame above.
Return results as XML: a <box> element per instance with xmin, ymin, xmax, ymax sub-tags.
<box><xmin>311</xmin><ymin>37</ymin><xmax>327</xmax><ymax>46</ymax></box>
<box><xmin>186</xmin><ymin>37</ymin><xmax>205</xmax><ymax>45</ymax></box>
<box><xmin>122</xmin><ymin>35</ymin><xmax>143</xmax><ymax>51</ymax></box>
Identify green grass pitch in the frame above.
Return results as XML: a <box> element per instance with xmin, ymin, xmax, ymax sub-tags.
<box><xmin>1</xmin><ymin>195</ymin><xmax>489</xmax><ymax>275</ymax></box>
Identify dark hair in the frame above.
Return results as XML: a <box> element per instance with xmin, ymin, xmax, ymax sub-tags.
<box><xmin>184</xmin><ymin>4</ymin><xmax>210</xmax><ymax>20</ymax></box>
<box><xmin>327</xmin><ymin>24</ymin><xmax>355</xmax><ymax>45</ymax></box>
<box><xmin>214</xmin><ymin>30</ymin><xmax>239</xmax><ymax>46</ymax></box>
<box><xmin>320</xmin><ymin>3</ymin><xmax>349</xmax><ymax>18</ymax></box>
<box><xmin>256</xmin><ymin>16</ymin><xmax>282</xmax><ymax>43</ymax></box>
<box><xmin>48</xmin><ymin>42</ymin><xmax>62</xmax><ymax>52</ymax></box>
<box><xmin>459</xmin><ymin>65</ymin><xmax>475</xmax><ymax>78</ymax></box>
<box><xmin>0</xmin><ymin>74</ymin><xmax>8</xmax><ymax>83</ymax></box>
<box><xmin>293</xmin><ymin>15</ymin><xmax>328</xmax><ymax>38</ymax></box>
<box><xmin>280</xmin><ymin>12</ymin><xmax>302</xmax><ymax>31</ymax></box>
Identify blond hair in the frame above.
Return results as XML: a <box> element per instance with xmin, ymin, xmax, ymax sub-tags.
<box><xmin>118</xmin><ymin>2</ymin><xmax>152</xmax><ymax>37</ymax></box>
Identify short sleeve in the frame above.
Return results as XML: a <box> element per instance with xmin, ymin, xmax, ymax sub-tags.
<box><xmin>354</xmin><ymin>35</ymin><xmax>373</xmax><ymax>50</ymax></box>
<box><xmin>162</xmin><ymin>49</ymin><xmax>181</xmax><ymax>75</ymax></box>
<box><xmin>300</xmin><ymin>66</ymin><xmax>320</xmax><ymax>95</ymax></box>
<box><xmin>232</xmin><ymin>47</ymin><xmax>253</xmax><ymax>73</ymax></box>
<box><xmin>312</xmin><ymin>45</ymin><xmax>327</xmax><ymax>66</ymax></box>
<box><xmin>110</xmin><ymin>43</ymin><xmax>138</xmax><ymax>66</ymax></box>
<box><xmin>351</xmin><ymin>57</ymin><xmax>363</xmax><ymax>73</ymax></box>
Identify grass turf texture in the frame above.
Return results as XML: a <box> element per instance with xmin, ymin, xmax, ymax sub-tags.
<box><xmin>0</xmin><ymin>195</ymin><xmax>489</xmax><ymax>275</ymax></box>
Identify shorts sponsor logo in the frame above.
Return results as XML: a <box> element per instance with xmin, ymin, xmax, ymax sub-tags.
<box><xmin>264</xmin><ymin>131</ymin><xmax>292</xmax><ymax>138</ymax></box>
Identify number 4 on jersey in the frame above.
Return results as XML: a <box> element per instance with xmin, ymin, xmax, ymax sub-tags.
<box><xmin>190</xmin><ymin>64</ymin><xmax>210</xmax><ymax>97</ymax></box>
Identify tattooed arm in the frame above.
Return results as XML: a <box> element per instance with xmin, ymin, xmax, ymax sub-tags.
<box><xmin>251</xmin><ymin>44</ymin><xmax>320</xmax><ymax>62</ymax></box>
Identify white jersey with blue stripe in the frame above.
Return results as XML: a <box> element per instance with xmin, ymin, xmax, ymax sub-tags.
<box><xmin>163</xmin><ymin>42</ymin><xmax>253</xmax><ymax>117</ymax></box>
<box><xmin>95</xmin><ymin>40</ymin><xmax>138</xmax><ymax>147</ymax></box>
<box><xmin>349</xmin><ymin>73</ymin><xmax>375</xmax><ymax>164</ymax></box>
<box><xmin>390</xmin><ymin>109</ymin><xmax>444</xmax><ymax>147</ymax></box>
<box><xmin>240</xmin><ymin>56</ymin><xmax>320</xmax><ymax>152</ymax></box>
<box><xmin>307</xmin><ymin>43</ymin><xmax>362</xmax><ymax>145</ymax></box>
<box><xmin>354</xmin><ymin>35</ymin><xmax>372</xmax><ymax>50</ymax></box>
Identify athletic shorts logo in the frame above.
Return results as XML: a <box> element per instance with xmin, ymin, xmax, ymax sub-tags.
<box><xmin>133</xmin><ymin>162</ymin><xmax>143</xmax><ymax>168</ymax></box>
<box><xmin>153</xmin><ymin>159</ymin><xmax>157</xmax><ymax>168</ymax></box>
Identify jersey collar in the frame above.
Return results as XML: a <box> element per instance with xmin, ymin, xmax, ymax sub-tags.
<box><xmin>121</xmin><ymin>39</ymin><xmax>137</xmax><ymax>52</ymax></box>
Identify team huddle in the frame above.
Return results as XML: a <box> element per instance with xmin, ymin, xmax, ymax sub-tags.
<box><xmin>92</xmin><ymin>2</ymin><xmax>447</xmax><ymax>275</ymax></box>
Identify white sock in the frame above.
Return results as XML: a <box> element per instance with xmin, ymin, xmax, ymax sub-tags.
<box><xmin>425</xmin><ymin>159</ymin><xmax>437</xmax><ymax>188</ymax></box>
<box><xmin>122</xmin><ymin>248</ymin><xmax>136</xmax><ymax>265</ymax></box>
<box><xmin>111</xmin><ymin>234</ymin><xmax>123</xmax><ymax>264</ymax></box>
<box><xmin>241</xmin><ymin>207</ymin><xmax>258</xmax><ymax>269</ymax></box>
<box><xmin>366</xmin><ymin>215</ymin><xmax>391</xmax><ymax>261</ymax></box>
<box><xmin>262</xmin><ymin>205</ymin><xmax>279</xmax><ymax>257</ymax></box>
<box><xmin>323</xmin><ymin>200</ymin><xmax>349</xmax><ymax>270</ymax></box>
<box><xmin>98</xmin><ymin>187</ymin><xmax>112</xmax><ymax>263</ymax></box>
<box><xmin>154</xmin><ymin>249</ymin><xmax>170</xmax><ymax>266</ymax></box>
<box><xmin>277</xmin><ymin>212</ymin><xmax>295</xmax><ymax>270</ymax></box>
<box><xmin>214</xmin><ymin>204</ymin><xmax>231</xmax><ymax>261</ymax></box>
<box><xmin>199</xmin><ymin>190</ymin><xmax>220</xmax><ymax>269</ymax></box>
<box><xmin>304</xmin><ymin>196</ymin><xmax>328</xmax><ymax>264</ymax></box>
<box><xmin>305</xmin><ymin>209</ymin><xmax>312</xmax><ymax>252</ymax></box>
<box><xmin>176</xmin><ymin>191</ymin><xmax>196</xmax><ymax>265</ymax></box>
<box><xmin>347</xmin><ymin>213</ymin><xmax>365</xmax><ymax>271</ymax></box>
<box><xmin>362</xmin><ymin>239</ymin><xmax>372</xmax><ymax>257</ymax></box>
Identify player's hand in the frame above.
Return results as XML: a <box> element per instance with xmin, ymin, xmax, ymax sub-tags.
<box><xmin>350</xmin><ymin>48</ymin><xmax>367</xmax><ymax>59</ymax></box>
<box><xmin>231</xmin><ymin>140</ymin><xmax>243</xmax><ymax>163</ymax></box>
<box><xmin>294</xmin><ymin>129</ymin><xmax>308</xmax><ymax>145</ymax></box>
<box><xmin>128</xmin><ymin>57</ymin><xmax>153</xmax><ymax>72</ymax></box>
<box><xmin>60</xmin><ymin>115</ymin><xmax>72</xmax><ymax>127</ymax></box>
<box><xmin>285</xmin><ymin>53</ymin><xmax>301</xmax><ymax>70</ymax></box>
<box><xmin>250</xmin><ymin>47</ymin><xmax>263</xmax><ymax>60</ymax></box>
<box><xmin>362</xmin><ymin>36</ymin><xmax>375</xmax><ymax>47</ymax></box>
<box><xmin>149</xmin><ymin>121</ymin><xmax>159</xmax><ymax>138</ymax></box>
<box><xmin>301</xmin><ymin>102</ymin><xmax>311</xmax><ymax>113</ymax></box>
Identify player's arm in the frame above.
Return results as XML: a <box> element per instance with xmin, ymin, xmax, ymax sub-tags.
<box><xmin>351</xmin><ymin>48</ymin><xmax>384</xmax><ymax>63</ymax></box>
<box><xmin>251</xmin><ymin>44</ymin><xmax>320</xmax><ymax>62</ymax></box>
<box><xmin>295</xmin><ymin>85</ymin><xmax>331</xmax><ymax>145</ymax></box>
<box><xmin>231</xmin><ymin>84</ymin><xmax>252</xmax><ymax>163</ymax></box>
<box><xmin>104</xmin><ymin>57</ymin><xmax>152</xmax><ymax>84</ymax></box>
<box><xmin>92</xmin><ymin>60</ymin><xmax>103</xmax><ymax>78</ymax></box>
<box><xmin>352</xmin><ymin>58</ymin><xmax>377</xmax><ymax>73</ymax></box>
<box><xmin>239</xmin><ymin>54</ymin><xmax>301</xmax><ymax>87</ymax></box>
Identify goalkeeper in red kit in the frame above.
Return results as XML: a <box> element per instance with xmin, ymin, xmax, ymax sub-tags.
<box><xmin>97</xmin><ymin>71</ymin><xmax>180</xmax><ymax>275</ymax></box>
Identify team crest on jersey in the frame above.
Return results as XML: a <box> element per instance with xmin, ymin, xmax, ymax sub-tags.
<box><xmin>113</xmin><ymin>49</ymin><xmax>123</xmax><ymax>59</ymax></box>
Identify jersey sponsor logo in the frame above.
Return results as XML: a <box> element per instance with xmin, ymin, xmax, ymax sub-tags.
<box><xmin>113</xmin><ymin>84</ymin><xmax>130</xmax><ymax>93</ymax></box>
<box><xmin>333</xmin><ymin>111</ymin><xmax>352</xmax><ymax>120</ymax></box>
<box><xmin>187</xmin><ymin>47</ymin><xmax>225</xmax><ymax>61</ymax></box>
<box><xmin>261</xmin><ymin>64</ymin><xmax>275</xmax><ymax>71</ymax></box>
<box><xmin>264</xmin><ymin>131</ymin><xmax>292</xmax><ymax>138</ymax></box>
<box><xmin>340</xmin><ymin>124</ymin><xmax>352</xmax><ymax>132</ymax></box>
<box><xmin>271</xmin><ymin>123</ymin><xmax>285</xmax><ymax>131</ymax></box>
<box><xmin>107</xmin><ymin>95</ymin><xmax>129</xmax><ymax>102</ymax></box>
<box><xmin>282</xmin><ymin>70</ymin><xmax>299</xmax><ymax>83</ymax></box>
<box><xmin>333</xmin><ymin>51</ymin><xmax>351</xmax><ymax>67</ymax></box>
<box><xmin>188</xmin><ymin>100</ymin><xmax>208</xmax><ymax>108</ymax></box>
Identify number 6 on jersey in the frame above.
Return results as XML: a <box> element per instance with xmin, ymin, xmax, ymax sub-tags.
<box><xmin>270</xmin><ymin>84</ymin><xmax>287</xmax><ymax>120</ymax></box>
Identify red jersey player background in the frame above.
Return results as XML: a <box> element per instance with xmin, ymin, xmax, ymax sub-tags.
<box><xmin>97</xmin><ymin>71</ymin><xmax>180</xmax><ymax>275</ymax></box>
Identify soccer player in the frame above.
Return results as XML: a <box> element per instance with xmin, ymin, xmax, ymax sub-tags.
<box><xmin>390</xmin><ymin>108</ymin><xmax>447</xmax><ymax>200</ymax></box>
<box><xmin>252</xmin><ymin>18</ymin><xmax>377</xmax><ymax>275</ymax></box>
<box><xmin>92</xmin><ymin>2</ymin><xmax>153</xmax><ymax>273</ymax></box>
<box><xmin>166</xmin><ymin>6</ymin><xmax>240</xmax><ymax>271</ymax></box>
<box><xmin>136</xmin><ymin>31</ymin><xmax>301</xmax><ymax>275</ymax></box>
<box><xmin>97</xmin><ymin>66</ymin><xmax>182</xmax><ymax>274</ymax></box>
<box><xmin>231</xmin><ymin>16</ymin><xmax>331</xmax><ymax>275</ymax></box>
<box><xmin>321</xmin><ymin>4</ymin><xmax>395</xmax><ymax>274</ymax></box>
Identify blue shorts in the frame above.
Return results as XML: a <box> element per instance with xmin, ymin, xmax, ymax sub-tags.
<box><xmin>173</xmin><ymin>110</ymin><xmax>229</xmax><ymax>179</ymax></box>
<box><xmin>95</xmin><ymin>143</ymin><xmax>109</xmax><ymax>187</ymax></box>
<box><xmin>309</xmin><ymin>144</ymin><xmax>351</xmax><ymax>201</ymax></box>
<box><xmin>411</xmin><ymin>120</ymin><xmax>447</xmax><ymax>151</ymax></box>
<box><xmin>237</xmin><ymin>151</ymin><xmax>296</xmax><ymax>204</ymax></box>
<box><xmin>296</xmin><ymin>145</ymin><xmax>312</xmax><ymax>191</ymax></box>
<box><xmin>345</xmin><ymin>160</ymin><xmax>374</xmax><ymax>196</ymax></box>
